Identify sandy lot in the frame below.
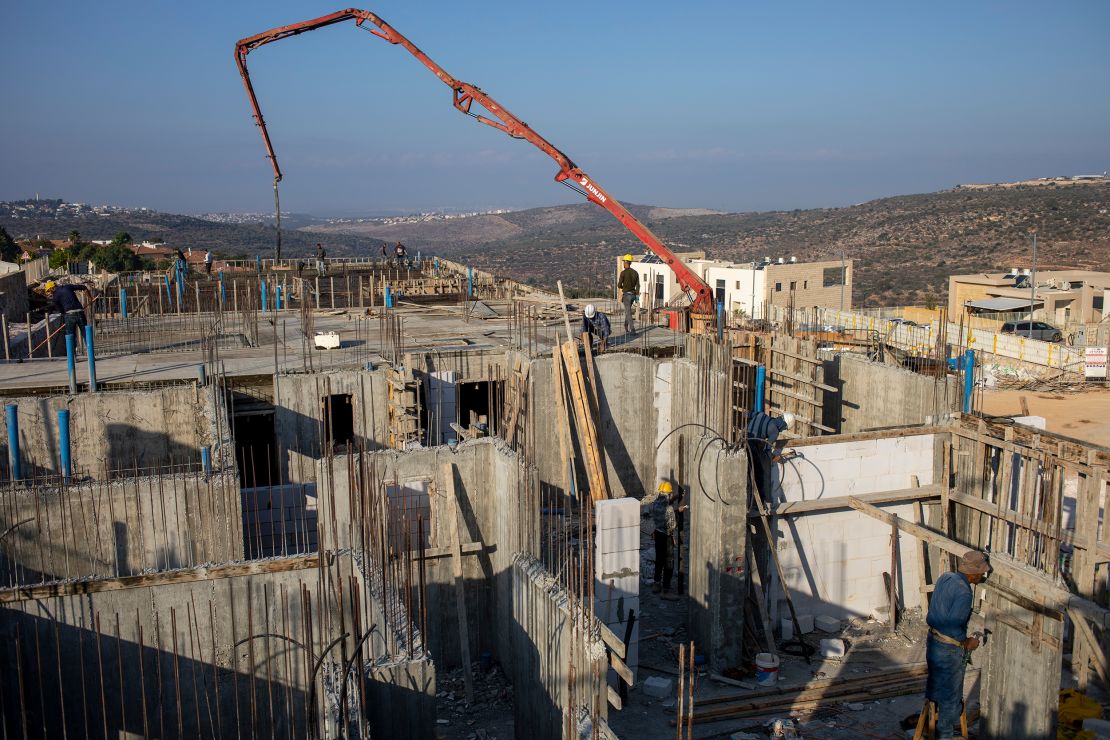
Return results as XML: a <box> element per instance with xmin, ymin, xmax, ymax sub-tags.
<box><xmin>981</xmin><ymin>387</ymin><xmax>1110</xmax><ymax>445</ymax></box>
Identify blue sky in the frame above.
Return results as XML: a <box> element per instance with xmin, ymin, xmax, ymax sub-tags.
<box><xmin>1</xmin><ymin>1</ymin><xmax>1107</xmax><ymax>215</ymax></box>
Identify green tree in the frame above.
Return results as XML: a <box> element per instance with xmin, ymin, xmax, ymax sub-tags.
<box><xmin>110</xmin><ymin>231</ymin><xmax>133</xmax><ymax>247</ymax></box>
<box><xmin>92</xmin><ymin>244</ymin><xmax>141</xmax><ymax>272</ymax></box>
<box><xmin>68</xmin><ymin>230</ymin><xmax>81</xmax><ymax>245</ymax></box>
<box><xmin>0</xmin><ymin>226</ymin><xmax>18</xmax><ymax>262</ymax></box>
<box><xmin>49</xmin><ymin>248</ymin><xmax>73</xmax><ymax>269</ymax></box>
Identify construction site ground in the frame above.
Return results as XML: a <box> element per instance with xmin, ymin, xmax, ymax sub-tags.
<box><xmin>981</xmin><ymin>386</ymin><xmax>1110</xmax><ymax>445</ymax></box>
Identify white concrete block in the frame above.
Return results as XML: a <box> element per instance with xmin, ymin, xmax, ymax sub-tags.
<box><xmin>781</xmin><ymin>617</ymin><xmax>794</xmax><ymax>641</ymax></box>
<box><xmin>598</xmin><ymin>553</ymin><xmax>639</xmax><ymax>586</ymax></box>
<box><xmin>815</xmin><ymin>615</ymin><xmax>841</xmax><ymax>633</ymax></box>
<box><xmin>796</xmin><ymin>614</ymin><xmax>814</xmax><ymax>634</ymax></box>
<box><xmin>595</xmin><ymin>497</ymin><xmax>641</xmax><ymax>529</ymax></box>
<box><xmin>643</xmin><ymin>676</ymin><xmax>673</xmax><ymax>698</ymax></box>
<box><xmin>819</xmin><ymin>638</ymin><xmax>846</xmax><ymax>659</ymax></box>
<box><xmin>596</xmin><ymin>524</ymin><xmax>640</xmax><ymax>554</ymax></box>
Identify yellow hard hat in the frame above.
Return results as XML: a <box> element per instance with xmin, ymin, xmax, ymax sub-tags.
<box><xmin>658</xmin><ymin>481</ymin><xmax>673</xmax><ymax>494</ymax></box>
<box><xmin>44</xmin><ymin>280</ymin><xmax>57</xmax><ymax>292</ymax></box>
<box><xmin>622</xmin><ymin>254</ymin><xmax>634</xmax><ymax>262</ymax></box>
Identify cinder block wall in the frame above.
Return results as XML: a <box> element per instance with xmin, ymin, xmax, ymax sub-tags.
<box><xmin>769</xmin><ymin>433</ymin><xmax>936</xmax><ymax>622</ymax></box>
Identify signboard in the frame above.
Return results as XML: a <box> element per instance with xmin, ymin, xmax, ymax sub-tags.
<box><xmin>1085</xmin><ymin>347</ymin><xmax>1108</xmax><ymax>379</ymax></box>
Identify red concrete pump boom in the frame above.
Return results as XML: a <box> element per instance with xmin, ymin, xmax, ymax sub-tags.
<box><xmin>235</xmin><ymin>8</ymin><xmax>716</xmax><ymax>317</ymax></box>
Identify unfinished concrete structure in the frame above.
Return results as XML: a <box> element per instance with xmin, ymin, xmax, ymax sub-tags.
<box><xmin>1</xmin><ymin>256</ymin><xmax>1107</xmax><ymax>739</ymax></box>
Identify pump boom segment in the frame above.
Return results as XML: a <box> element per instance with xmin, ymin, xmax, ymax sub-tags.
<box><xmin>235</xmin><ymin>8</ymin><xmax>716</xmax><ymax>317</ymax></box>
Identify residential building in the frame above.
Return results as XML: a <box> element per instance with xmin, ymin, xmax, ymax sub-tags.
<box><xmin>949</xmin><ymin>269</ymin><xmax>1110</xmax><ymax>325</ymax></box>
<box><xmin>617</xmin><ymin>252</ymin><xmax>852</xmax><ymax>318</ymax></box>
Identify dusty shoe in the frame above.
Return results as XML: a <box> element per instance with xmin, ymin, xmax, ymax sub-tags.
<box><xmin>651</xmin><ymin>583</ymin><xmax>662</xmax><ymax>594</ymax></box>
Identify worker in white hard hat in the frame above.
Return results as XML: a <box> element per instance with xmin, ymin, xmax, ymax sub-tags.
<box><xmin>745</xmin><ymin>410</ymin><xmax>795</xmax><ymax>501</ymax></box>
<box><xmin>616</xmin><ymin>254</ymin><xmax>639</xmax><ymax>336</ymax></box>
<box><xmin>641</xmin><ymin>480</ymin><xmax>683</xmax><ymax>597</ymax></box>
<box><xmin>581</xmin><ymin>304</ymin><xmax>611</xmax><ymax>353</ymax></box>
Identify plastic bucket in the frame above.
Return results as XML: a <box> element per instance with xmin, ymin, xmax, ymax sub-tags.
<box><xmin>755</xmin><ymin>652</ymin><xmax>780</xmax><ymax>686</ymax></box>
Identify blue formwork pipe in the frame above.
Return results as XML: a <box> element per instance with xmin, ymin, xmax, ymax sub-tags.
<box><xmin>85</xmin><ymin>325</ymin><xmax>97</xmax><ymax>392</ymax></box>
<box><xmin>717</xmin><ymin>302</ymin><xmax>725</xmax><ymax>342</ymax></box>
<box><xmin>276</xmin><ymin>285</ymin><xmax>283</xmax><ymax>311</ymax></box>
<box><xmin>467</xmin><ymin>267</ymin><xmax>474</xmax><ymax>297</ymax></box>
<box><xmin>65</xmin><ymin>334</ymin><xmax>77</xmax><ymax>395</ymax></box>
<box><xmin>176</xmin><ymin>263</ymin><xmax>185</xmax><ymax>304</ymax></box>
<box><xmin>57</xmin><ymin>409</ymin><xmax>71</xmax><ymax>481</ymax></box>
<box><xmin>219</xmin><ymin>272</ymin><xmax>226</xmax><ymax>307</ymax></box>
<box><xmin>201</xmin><ymin>446</ymin><xmax>212</xmax><ymax>477</ymax></box>
<box><xmin>256</xmin><ymin>255</ymin><xmax>262</xmax><ymax>273</ymax></box>
<box><xmin>385</xmin><ymin>286</ymin><xmax>393</xmax><ymax>309</ymax></box>
<box><xmin>163</xmin><ymin>274</ymin><xmax>172</xmax><ymax>305</ymax></box>
<box><xmin>6</xmin><ymin>404</ymin><xmax>21</xmax><ymax>482</ymax></box>
<box><xmin>962</xmin><ymin>349</ymin><xmax>975</xmax><ymax>414</ymax></box>
<box><xmin>435</xmin><ymin>257</ymin><xmax>440</xmax><ymax>276</ymax></box>
<box><xmin>754</xmin><ymin>365</ymin><xmax>766</xmax><ymax>413</ymax></box>
<box><xmin>261</xmin><ymin>280</ymin><xmax>268</xmax><ymax>313</ymax></box>
<box><xmin>120</xmin><ymin>288</ymin><xmax>128</xmax><ymax>319</ymax></box>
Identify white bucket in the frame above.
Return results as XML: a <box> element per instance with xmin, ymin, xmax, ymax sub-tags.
<box><xmin>755</xmin><ymin>652</ymin><xmax>780</xmax><ymax>686</ymax></box>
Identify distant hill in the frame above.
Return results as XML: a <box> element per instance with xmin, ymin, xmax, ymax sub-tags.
<box><xmin>343</xmin><ymin>183</ymin><xmax>1108</xmax><ymax>307</ymax></box>
<box><xmin>6</xmin><ymin>183</ymin><xmax>1108</xmax><ymax>306</ymax></box>
<box><xmin>0</xmin><ymin>199</ymin><xmax>384</xmax><ymax>259</ymax></box>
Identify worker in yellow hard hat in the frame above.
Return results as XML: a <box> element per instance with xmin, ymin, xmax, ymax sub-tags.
<box><xmin>642</xmin><ymin>480</ymin><xmax>682</xmax><ymax>597</ymax></box>
<box><xmin>44</xmin><ymin>279</ymin><xmax>95</xmax><ymax>345</ymax></box>
<box><xmin>617</xmin><ymin>254</ymin><xmax>639</xmax><ymax>337</ymax></box>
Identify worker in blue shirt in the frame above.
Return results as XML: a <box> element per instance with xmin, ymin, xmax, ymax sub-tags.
<box><xmin>745</xmin><ymin>410</ymin><xmax>794</xmax><ymax>501</ymax></box>
<box><xmin>44</xmin><ymin>280</ymin><xmax>96</xmax><ymax>345</ymax></box>
<box><xmin>581</xmin><ymin>304</ymin><xmax>611</xmax><ymax>353</ymax></box>
<box><xmin>926</xmin><ymin>550</ymin><xmax>989</xmax><ymax>739</ymax></box>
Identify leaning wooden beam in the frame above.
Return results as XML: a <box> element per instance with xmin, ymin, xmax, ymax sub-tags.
<box><xmin>561</xmin><ymin>340</ymin><xmax>609</xmax><ymax>501</ymax></box>
<box><xmin>752</xmin><ymin>484</ymin><xmax>941</xmax><ymax>517</ymax></box>
<box><xmin>789</xmin><ymin>425</ymin><xmax>949</xmax><ymax>447</ymax></box>
<box><xmin>846</xmin><ymin>496</ymin><xmax>1110</xmax><ymax>629</ymax></box>
<box><xmin>0</xmin><ymin>554</ymin><xmax>324</xmax><ymax>603</ymax></box>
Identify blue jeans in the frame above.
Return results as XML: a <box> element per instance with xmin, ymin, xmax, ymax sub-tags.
<box><xmin>926</xmin><ymin>635</ymin><xmax>966</xmax><ymax>738</ymax></box>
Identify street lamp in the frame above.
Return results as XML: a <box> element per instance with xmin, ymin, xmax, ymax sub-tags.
<box><xmin>1029</xmin><ymin>227</ymin><xmax>1037</xmax><ymax>324</ymax></box>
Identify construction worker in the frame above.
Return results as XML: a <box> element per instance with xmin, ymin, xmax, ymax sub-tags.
<box><xmin>44</xmin><ymin>280</ymin><xmax>95</xmax><ymax>345</ymax></box>
<box><xmin>203</xmin><ymin>249</ymin><xmax>214</xmax><ymax>275</ymax></box>
<box><xmin>745</xmin><ymin>410</ymin><xmax>794</xmax><ymax>501</ymax></box>
<box><xmin>394</xmin><ymin>241</ymin><xmax>407</xmax><ymax>266</ymax></box>
<box><xmin>642</xmin><ymin>481</ymin><xmax>680</xmax><ymax>598</ymax></box>
<box><xmin>926</xmin><ymin>550</ymin><xmax>988</xmax><ymax>740</ymax></box>
<box><xmin>617</xmin><ymin>254</ymin><xmax>639</xmax><ymax>335</ymax></box>
<box><xmin>315</xmin><ymin>243</ymin><xmax>327</xmax><ymax>274</ymax></box>
<box><xmin>581</xmin><ymin>304</ymin><xmax>611</xmax><ymax>353</ymax></box>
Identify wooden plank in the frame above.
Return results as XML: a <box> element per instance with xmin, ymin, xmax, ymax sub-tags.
<box><xmin>913</xmin><ymin>486</ymin><xmax>930</xmax><ymax>602</ymax></box>
<box><xmin>1070</xmin><ymin>608</ymin><xmax>1110</xmax><ymax>689</ymax></box>
<box><xmin>765</xmin><ymin>367</ymin><xmax>836</xmax><ymax>393</ymax></box>
<box><xmin>561</xmin><ymin>341</ymin><xmax>608</xmax><ymax>501</ymax></box>
<box><xmin>755</xmin><ymin>484</ymin><xmax>941</xmax><ymax>517</ymax></box>
<box><xmin>845</xmin><ymin>496</ymin><xmax>1110</xmax><ymax>630</ymax></box>
<box><xmin>0</xmin><ymin>554</ymin><xmax>323</xmax><ymax>603</ymax></box>
<box><xmin>551</xmin><ymin>346</ymin><xmax>575</xmax><ymax>499</ymax></box>
<box><xmin>441</xmin><ymin>462</ymin><xmax>474</xmax><ymax>701</ymax></box>
<box><xmin>580</xmin><ymin>331</ymin><xmax>609</xmax><ymax>491</ymax></box>
<box><xmin>609</xmin><ymin>651</ymin><xmax>634</xmax><ymax>685</ymax></box>
<box><xmin>599</xmin><ymin>621</ymin><xmax>626</xmax><ymax>660</ymax></box>
<box><xmin>788</xmin><ymin>426</ymin><xmax>948</xmax><ymax>448</ymax></box>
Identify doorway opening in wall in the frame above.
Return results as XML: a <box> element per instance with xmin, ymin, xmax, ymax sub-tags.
<box><xmin>457</xmin><ymin>380</ymin><xmax>504</xmax><ymax>437</ymax></box>
<box><xmin>234</xmin><ymin>411</ymin><xmax>280</xmax><ymax>488</ymax></box>
<box><xmin>322</xmin><ymin>394</ymin><xmax>354</xmax><ymax>453</ymax></box>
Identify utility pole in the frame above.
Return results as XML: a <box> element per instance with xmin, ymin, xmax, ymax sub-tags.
<box><xmin>1029</xmin><ymin>227</ymin><xmax>1037</xmax><ymax>324</ymax></box>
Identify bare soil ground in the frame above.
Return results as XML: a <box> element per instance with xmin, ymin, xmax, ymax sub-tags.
<box><xmin>980</xmin><ymin>386</ymin><xmax>1110</xmax><ymax>445</ymax></box>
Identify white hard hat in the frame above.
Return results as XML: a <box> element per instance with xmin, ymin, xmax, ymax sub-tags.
<box><xmin>781</xmin><ymin>412</ymin><xmax>796</xmax><ymax>430</ymax></box>
<box><xmin>584</xmin><ymin>304</ymin><xmax>596</xmax><ymax>318</ymax></box>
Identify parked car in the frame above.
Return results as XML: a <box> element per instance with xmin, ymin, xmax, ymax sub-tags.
<box><xmin>889</xmin><ymin>318</ymin><xmax>919</xmax><ymax>328</ymax></box>
<box><xmin>1000</xmin><ymin>321</ymin><xmax>1064</xmax><ymax>342</ymax></box>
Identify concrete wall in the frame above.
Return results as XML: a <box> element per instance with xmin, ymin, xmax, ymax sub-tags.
<box><xmin>831</xmin><ymin>353</ymin><xmax>958</xmax><ymax>433</ymax></box>
<box><xmin>770</xmin><ymin>433</ymin><xmax>937</xmax><ymax>622</ymax></box>
<box><xmin>0</xmin><ymin>269</ymin><xmax>29</xmax><ymax>322</ymax></box>
<box><xmin>0</xmin><ymin>471</ymin><xmax>244</xmax><ymax>586</ymax></box>
<box><xmin>530</xmin><ymin>352</ymin><xmax>661</xmax><ymax>502</ymax></box>
<box><xmin>503</xmin><ymin>554</ymin><xmax>609</xmax><ymax>740</ymax></box>
<box><xmin>2</xmin><ymin>385</ymin><xmax>227</xmax><ymax>481</ymax></box>
<box><xmin>0</xmin><ymin>553</ymin><xmax>433</xmax><ymax>739</ymax></box>
<box><xmin>273</xmin><ymin>368</ymin><xmax>390</xmax><ymax>482</ymax></box>
<box><xmin>318</xmin><ymin>438</ymin><xmax>530</xmax><ymax>669</ymax></box>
